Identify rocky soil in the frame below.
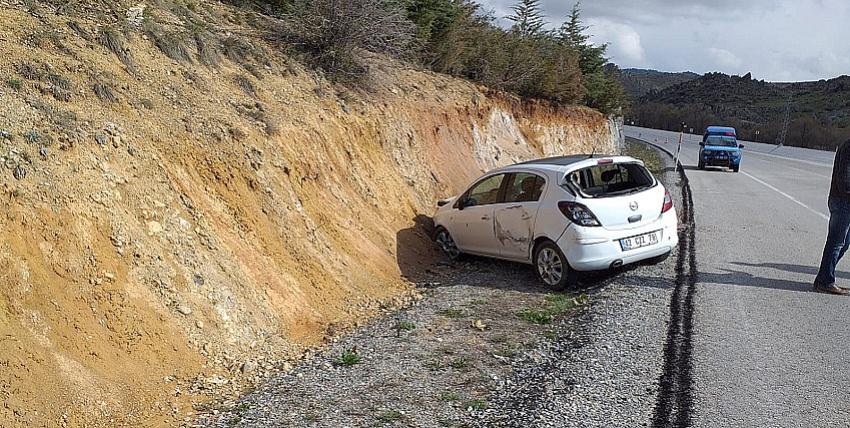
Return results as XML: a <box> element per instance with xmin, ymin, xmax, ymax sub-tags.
<box><xmin>200</xmin><ymin>144</ymin><xmax>681</xmax><ymax>428</ymax></box>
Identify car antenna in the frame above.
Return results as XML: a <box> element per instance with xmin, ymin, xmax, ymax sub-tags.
<box><xmin>587</xmin><ymin>149</ymin><xmax>595</xmax><ymax>159</ymax></box>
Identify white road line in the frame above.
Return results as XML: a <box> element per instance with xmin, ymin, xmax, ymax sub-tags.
<box><xmin>741</xmin><ymin>171</ymin><xmax>829</xmax><ymax>221</ymax></box>
<box><xmin>744</xmin><ymin>149</ymin><xmax>832</xmax><ymax>168</ymax></box>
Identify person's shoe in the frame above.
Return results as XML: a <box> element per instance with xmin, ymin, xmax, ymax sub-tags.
<box><xmin>814</xmin><ymin>283</ymin><xmax>850</xmax><ymax>295</ymax></box>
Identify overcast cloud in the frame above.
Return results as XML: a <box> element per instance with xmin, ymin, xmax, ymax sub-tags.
<box><xmin>477</xmin><ymin>0</ymin><xmax>850</xmax><ymax>81</ymax></box>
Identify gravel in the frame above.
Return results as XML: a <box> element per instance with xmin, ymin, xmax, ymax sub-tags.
<box><xmin>198</xmin><ymin>144</ymin><xmax>683</xmax><ymax>428</ymax></box>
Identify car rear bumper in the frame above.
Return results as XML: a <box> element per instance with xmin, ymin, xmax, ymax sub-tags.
<box><xmin>558</xmin><ymin>209</ymin><xmax>679</xmax><ymax>271</ymax></box>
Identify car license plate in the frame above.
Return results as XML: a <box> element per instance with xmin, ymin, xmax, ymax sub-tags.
<box><xmin>620</xmin><ymin>230</ymin><xmax>661</xmax><ymax>251</ymax></box>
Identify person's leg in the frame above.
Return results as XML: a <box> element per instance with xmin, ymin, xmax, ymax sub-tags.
<box><xmin>815</xmin><ymin>199</ymin><xmax>850</xmax><ymax>286</ymax></box>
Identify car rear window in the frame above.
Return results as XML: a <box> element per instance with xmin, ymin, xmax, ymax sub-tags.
<box><xmin>566</xmin><ymin>162</ymin><xmax>655</xmax><ymax>198</ymax></box>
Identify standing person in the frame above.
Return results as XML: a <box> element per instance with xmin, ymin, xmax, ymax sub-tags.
<box><xmin>814</xmin><ymin>139</ymin><xmax>850</xmax><ymax>295</ymax></box>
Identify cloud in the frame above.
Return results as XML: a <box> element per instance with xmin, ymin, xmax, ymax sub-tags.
<box><xmin>474</xmin><ymin>0</ymin><xmax>850</xmax><ymax>81</ymax></box>
<box><xmin>586</xmin><ymin>18</ymin><xmax>646</xmax><ymax>64</ymax></box>
<box><xmin>707</xmin><ymin>48</ymin><xmax>743</xmax><ymax>71</ymax></box>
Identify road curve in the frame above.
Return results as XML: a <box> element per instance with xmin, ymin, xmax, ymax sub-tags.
<box><xmin>626</xmin><ymin>126</ymin><xmax>850</xmax><ymax>427</ymax></box>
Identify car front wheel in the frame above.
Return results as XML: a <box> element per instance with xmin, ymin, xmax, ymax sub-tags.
<box><xmin>533</xmin><ymin>241</ymin><xmax>577</xmax><ymax>290</ymax></box>
<box><xmin>434</xmin><ymin>227</ymin><xmax>462</xmax><ymax>261</ymax></box>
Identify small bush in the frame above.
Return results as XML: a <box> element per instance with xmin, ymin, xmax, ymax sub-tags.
<box><xmin>150</xmin><ymin>29</ymin><xmax>194</xmax><ymax>63</ymax></box>
<box><xmin>234</xmin><ymin>74</ymin><xmax>256</xmax><ymax>97</ymax></box>
<box><xmin>335</xmin><ymin>348</ymin><xmax>361</xmax><ymax>367</ymax></box>
<box><xmin>141</xmin><ymin>98</ymin><xmax>154</xmax><ymax>109</ymax></box>
<box><xmin>17</xmin><ymin>62</ymin><xmax>43</xmax><ymax>80</ymax></box>
<box><xmin>279</xmin><ymin>0</ymin><xmax>415</xmax><ymax>78</ymax></box>
<box><xmin>99</xmin><ymin>27</ymin><xmax>137</xmax><ymax>72</ymax></box>
<box><xmin>194</xmin><ymin>31</ymin><xmax>222</xmax><ymax>67</ymax></box>
<box><xmin>6</xmin><ymin>79</ymin><xmax>22</xmax><ymax>91</ymax></box>
<box><xmin>92</xmin><ymin>83</ymin><xmax>118</xmax><ymax>103</ymax></box>
<box><xmin>23</xmin><ymin>130</ymin><xmax>40</xmax><ymax>145</ymax></box>
<box><xmin>67</xmin><ymin>21</ymin><xmax>91</xmax><ymax>41</ymax></box>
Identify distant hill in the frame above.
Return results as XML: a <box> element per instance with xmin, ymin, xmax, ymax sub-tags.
<box><xmin>629</xmin><ymin>71</ymin><xmax>850</xmax><ymax>150</ymax></box>
<box><xmin>613</xmin><ymin>68</ymin><xmax>700</xmax><ymax>99</ymax></box>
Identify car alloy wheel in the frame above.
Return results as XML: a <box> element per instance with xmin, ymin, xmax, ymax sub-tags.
<box><xmin>537</xmin><ymin>247</ymin><xmax>563</xmax><ymax>286</ymax></box>
<box><xmin>435</xmin><ymin>229</ymin><xmax>461</xmax><ymax>260</ymax></box>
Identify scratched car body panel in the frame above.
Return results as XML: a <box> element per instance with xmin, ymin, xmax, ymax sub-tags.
<box><xmin>433</xmin><ymin>155</ymin><xmax>679</xmax><ymax>287</ymax></box>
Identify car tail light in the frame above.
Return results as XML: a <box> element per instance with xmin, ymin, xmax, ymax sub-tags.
<box><xmin>558</xmin><ymin>201</ymin><xmax>601</xmax><ymax>227</ymax></box>
<box><xmin>661</xmin><ymin>189</ymin><xmax>673</xmax><ymax>213</ymax></box>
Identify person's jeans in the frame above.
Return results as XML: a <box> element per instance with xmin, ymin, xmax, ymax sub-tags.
<box><xmin>815</xmin><ymin>198</ymin><xmax>850</xmax><ymax>286</ymax></box>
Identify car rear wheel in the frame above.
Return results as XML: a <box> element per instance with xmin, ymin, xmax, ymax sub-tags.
<box><xmin>533</xmin><ymin>241</ymin><xmax>577</xmax><ymax>290</ymax></box>
<box><xmin>698</xmin><ymin>159</ymin><xmax>705</xmax><ymax>169</ymax></box>
<box><xmin>732</xmin><ymin>165</ymin><xmax>740</xmax><ymax>172</ymax></box>
<box><xmin>434</xmin><ymin>227</ymin><xmax>462</xmax><ymax>261</ymax></box>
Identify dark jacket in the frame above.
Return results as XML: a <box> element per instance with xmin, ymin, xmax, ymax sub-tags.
<box><xmin>830</xmin><ymin>139</ymin><xmax>850</xmax><ymax>200</ymax></box>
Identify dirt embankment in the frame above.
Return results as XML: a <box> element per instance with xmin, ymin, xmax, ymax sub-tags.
<box><xmin>0</xmin><ymin>2</ymin><xmax>618</xmax><ymax>426</ymax></box>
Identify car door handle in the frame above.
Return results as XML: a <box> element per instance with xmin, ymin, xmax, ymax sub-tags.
<box><xmin>481</xmin><ymin>215</ymin><xmax>491</xmax><ymax>220</ymax></box>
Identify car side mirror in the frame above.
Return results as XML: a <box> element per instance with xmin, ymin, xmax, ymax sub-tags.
<box><xmin>738</xmin><ymin>144</ymin><xmax>745</xmax><ymax>149</ymax></box>
<box><xmin>456</xmin><ymin>198</ymin><xmax>467</xmax><ymax>210</ymax></box>
<box><xmin>699</xmin><ymin>142</ymin><xmax>705</xmax><ymax>147</ymax></box>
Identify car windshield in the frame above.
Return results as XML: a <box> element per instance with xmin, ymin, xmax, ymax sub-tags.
<box><xmin>567</xmin><ymin>162</ymin><xmax>655</xmax><ymax>198</ymax></box>
<box><xmin>705</xmin><ymin>135</ymin><xmax>737</xmax><ymax>147</ymax></box>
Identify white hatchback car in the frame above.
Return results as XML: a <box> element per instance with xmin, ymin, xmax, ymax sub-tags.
<box><xmin>433</xmin><ymin>155</ymin><xmax>678</xmax><ymax>288</ymax></box>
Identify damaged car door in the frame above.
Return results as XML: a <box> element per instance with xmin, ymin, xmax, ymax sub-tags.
<box><xmin>495</xmin><ymin>172</ymin><xmax>545</xmax><ymax>261</ymax></box>
<box><xmin>450</xmin><ymin>173</ymin><xmax>506</xmax><ymax>256</ymax></box>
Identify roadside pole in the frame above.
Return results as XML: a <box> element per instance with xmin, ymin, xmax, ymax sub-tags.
<box><xmin>674</xmin><ymin>132</ymin><xmax>683</xmax><ymax>171</ymax></box>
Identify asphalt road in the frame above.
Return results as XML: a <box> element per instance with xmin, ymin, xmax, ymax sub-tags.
<box><xmin>624</xmin><ymin>126</ymin><xmax>850</xmax><ymax>427</ymax></box>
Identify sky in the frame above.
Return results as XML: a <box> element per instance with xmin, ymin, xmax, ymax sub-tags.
<box><xmin>476</xmin><ymin>0</ymin><xmax>850</xmax><ymax>82</ymax></box>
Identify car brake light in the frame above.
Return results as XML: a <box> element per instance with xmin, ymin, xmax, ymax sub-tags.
<box><xmin>558</xmin><ymin>201</ymin><xmax>601</xmax><ymax>227</ymax></box>
<box><xmin>597</xmin><ymin>159</ymin><xmax>614</xmax><ymax>165</ymax></box>
<box><xmin>661</xmin><ymin>189</ymin><xmax>673</xmax><ymax>213</ymax></box>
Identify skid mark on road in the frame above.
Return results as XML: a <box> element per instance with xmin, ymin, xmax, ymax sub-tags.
<box><xmin>741</xmin><ymin>172</ymin><xmax>829</xmax><ymax>221</ymax></box>
<box><xmin>651</xmin><ymin>161</ymin><xmax>697</xmax><ymax>428</ymax></box>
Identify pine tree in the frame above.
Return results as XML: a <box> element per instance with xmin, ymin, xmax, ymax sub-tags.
<box><xmin>558</xmin><ymin>2</ymin><xmax>607</xmax><ymax>75</ymax></box>
<box><xmin>507</xmin><ymin>0</ymin><xmax>545</xmax><ymax>37</ymax></box>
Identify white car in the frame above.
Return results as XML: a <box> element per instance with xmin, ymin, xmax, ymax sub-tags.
<box><xmin>433</xmin><ymin>155</ymin><xmax>679</xmax><ymax>288</ymax></box>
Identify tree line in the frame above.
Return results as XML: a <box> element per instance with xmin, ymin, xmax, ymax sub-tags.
<box><xmin>258</xmin><ymin>0</ymin><xmax>626</xmax><ymax>114</ymax></box>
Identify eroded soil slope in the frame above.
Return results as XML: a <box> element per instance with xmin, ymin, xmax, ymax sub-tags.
<box><xmin>0</xmin><ymin>1</ymin><xmax>618</xmax><ymax>425</ymax></box>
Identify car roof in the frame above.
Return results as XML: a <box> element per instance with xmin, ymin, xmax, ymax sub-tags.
<box><xmin>706</xmin><ymin>126</ymin><xmax>736</xmax><ymax>134</ymax></box>
<box><xmin>490</xmin><ymin>155</ymin><xmax>644</xmax><ymax>177</ymax></box>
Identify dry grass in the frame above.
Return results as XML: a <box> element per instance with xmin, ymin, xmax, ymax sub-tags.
<box><xmin>92</xmin><ymin>83</ymin><xmax>119</xmax><ymax>103</ymax></box>
<box><xmin>234</xmin><ymin>74</ymin><xmax>256</xmax><ymax>98</ymax></box>
<box><xmin>99</xmin><ymin>27</ymin><xmax>137</xmax><ymax>73</ymax></box>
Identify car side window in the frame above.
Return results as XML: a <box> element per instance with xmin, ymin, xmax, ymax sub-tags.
<box><xmin>465</xmin><ymin>174</ymin><xmax>505</xmax><ymax>207</ymax></box>
<box><xmin>504</xmin><ymin>173</ymin><xmax>545</xmax><ymax>203</ymax></box>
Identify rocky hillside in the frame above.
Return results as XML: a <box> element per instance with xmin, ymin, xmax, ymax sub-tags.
<box><xmin>0</xmin><ymin>2</ymin><xmax>618</xmax><ymax>427</ymax></box>
<box><xmin>614</xmin><ymin>68</ymin><xmax>699</xmax><ymax>99</ymax></box>
<box><xmin>630</xmin><ymin>72</ymin><xmax>850</xmax><ymax>149</ymax></box>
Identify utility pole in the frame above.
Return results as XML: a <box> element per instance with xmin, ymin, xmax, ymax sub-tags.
<box><xmin>775</xmin><ymin>95</ymin><xmax>792</xmax><ymax>149</ymax></box>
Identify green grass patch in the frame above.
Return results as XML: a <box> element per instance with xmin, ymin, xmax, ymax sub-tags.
<box><xmin>623</xmin><ymin>140</ymin><xmax>664</xmax><ymax>176</ymax></box>
<box><xmin>396</xmin><ymin>320</ymin><xmax>416</xmax><ymax>331</ymax></box>
<box><xmin>6</xmin><ymin>78</ymin><xmax>22</xmax><ymax>91</ymax></box>
<box><xmin>449</xmin><ymin>357</ymin><xmax>470</xmax><ymax>370</ymax></box>
<box><xmin>440</xmin><ymin>391</ymin><xmax>461</xmax><ymax>402</ymax></box>
<box><xmin>437</xmin><ymin>308</ymin><xmax>465</xmax><ymax>319</ymax></box>
<box><xmin>376</xmin><ymin>409</ymin><xmax>404</xmax><ymax>423</ymax></box>
<box><xmin>517</xmin><ymin>293</ymin><xmax>587</xmax><ymax>325</ymax></box>
<box><xmin>335</xmin><ymin>348</ymin><xmax>361</xmax><ymax>367</ymax></box>
<box><xmin>461</xmin><ymin>399</ymin><xmax>488</xmax><ymax>411</ymax></box>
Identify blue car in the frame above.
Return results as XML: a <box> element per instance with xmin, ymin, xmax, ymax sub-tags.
<box><xmin>698</xmin><ymin>126</ymin><xmax>744</xmax><ymax>172</ymax></box>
